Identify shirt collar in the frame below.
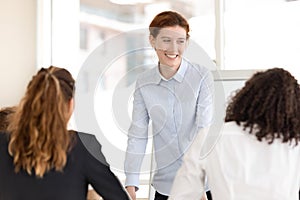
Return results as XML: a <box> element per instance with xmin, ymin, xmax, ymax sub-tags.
<box><xmin>173</xmin><ymin>58</ymin><xmax>188</xmax><ymax>82</ymax></box>
<box><xmin>154</xmin><ymin>58</ymin><xmax>188</xmax><ymax>84</ymax></box>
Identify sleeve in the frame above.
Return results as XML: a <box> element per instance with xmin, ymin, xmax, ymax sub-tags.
<box><xmin>124</xmin><ymin>80</ymin><xmax>150</xmax><ymax>190</ymax></box>
<box><xmin>196</xmin><ymin>69</ymin><xmax>214</xmax><ymax>129</ymax></box>
<box><xmin>168</xmin><ymin>128</ymin><xmax>209</xmax><ymax>200</ymax></box>
<box><xmin>83</xmin><ymin>135</ymin><xmax>130</xmax><ymax>200</ymax></box>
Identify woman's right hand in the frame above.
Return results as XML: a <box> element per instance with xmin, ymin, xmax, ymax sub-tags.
<box><xmin>126</xmin><ymin>186</ymin><xmax>136</xmax><ymax>200</ymax></box>
<box><xmin>201</xmin><ymin>193</ymin><xmax>208</xmax><ymax>200</ymax></box>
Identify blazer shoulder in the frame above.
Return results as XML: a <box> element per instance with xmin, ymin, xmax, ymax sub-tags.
<box><xmin>76</xmin><ymin>131</ymin><xmax>109</xmax><ymax>166</ymax></box>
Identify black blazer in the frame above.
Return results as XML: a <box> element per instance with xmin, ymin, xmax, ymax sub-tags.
<box><xmin>0</xmin><ymin>131</ymin><xmax>130</xmax><ymax>200</ymax></box>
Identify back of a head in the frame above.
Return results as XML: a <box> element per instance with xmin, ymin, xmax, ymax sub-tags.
<box><xmin>225</xmin><ymin>68</ymin><xmax>300</xmax><ymax>145</ymax></box>
<box><xmin>0</xmin><ymin>106</ymin><xmax>16</xmax><ymax>132</ymax></box>
<box><xmin>8</xmin><ymin>66</ymin><xmax>75</xmax><ymax>177</ymax></box>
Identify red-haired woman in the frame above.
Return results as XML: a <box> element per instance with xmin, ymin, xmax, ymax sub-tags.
<box><xmin>124</xmin><ymin>11</ymin><xmax>214</xmax><ymax>200</ymax></box>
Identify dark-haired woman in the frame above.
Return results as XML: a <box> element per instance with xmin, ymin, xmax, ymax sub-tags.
<box><xmin>169</xmin><ymin>68</ymin><xmax>300</xmax><ymax>200</ymax></box>
<box><xmin>0</xmin><ymin>66</ymin><xmax>130</xmax><ymax>200</ymax></box>
<box><xmin>124</xmin><ymin>11</ymin><xmax>214</xmax><ymax>200</ymax></box>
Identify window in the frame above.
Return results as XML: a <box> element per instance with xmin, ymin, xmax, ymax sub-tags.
<box><xmin>224</xmin><ymin>0</ymin><xmax>300</xmax><ymax>78</ymax></box>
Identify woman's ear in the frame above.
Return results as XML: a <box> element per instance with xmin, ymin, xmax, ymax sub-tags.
<box><xmin>149</xmin><ymin>35</ymin><xmax>156</xmax><ymax>48</ymax></box>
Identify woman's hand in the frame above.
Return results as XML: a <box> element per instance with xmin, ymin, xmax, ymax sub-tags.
<box><xmin>126</xmin><ymin>186</ymin><xmax>136</xmax><ymax>200</ymax></box>
<box><xmin>201</xmin><ymin>193</ymin><xmax>208</xmax><ymax>200</ymax></box>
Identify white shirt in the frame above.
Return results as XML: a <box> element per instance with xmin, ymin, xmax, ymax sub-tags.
<box><xmin>169</xmin><ymin>122</ymin><xmax>300</xmax><ymax>200</ymax></box>
<box><xmin>124</xmin><ymin>58</ymin><xmax>214</xmax><ymax>195</ymax></box>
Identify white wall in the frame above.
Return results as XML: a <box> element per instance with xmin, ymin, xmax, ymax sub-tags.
<box><xmin>0</xmin><ymin>0</ymin><xmax>37</xmax><ymax>107</ymax></box>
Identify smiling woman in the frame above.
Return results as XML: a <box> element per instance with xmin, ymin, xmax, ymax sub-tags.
<box><xmin>124</xmin><ymin>11</ymin><xmax>214</xmax><ymax>200</ymax></box>
<box><xmin>150</xmin><ymin>26</ymin><xmax>187</xmax><ymax>76</ymax></box>
<box><xmin>149</xmin><ymin>11</ymin><xmax>190</xmax><ymax>75</ymax></box>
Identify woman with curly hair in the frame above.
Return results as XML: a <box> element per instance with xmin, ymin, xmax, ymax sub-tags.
<box><xmin>0</xmin><ymin>66</ymin><xmax>130</xmax><ymax>200</ymax></box>
<box><xmin>169</xmin><ymin>68</ymin><xmax>300</xmax><ymax>200</ymax></box>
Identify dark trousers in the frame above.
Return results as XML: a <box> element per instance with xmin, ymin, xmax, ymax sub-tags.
<box><xmin>206</xmin><ymin>190</ymin><xmax>212</xmax><ymax>200</ymax></box>
<box><xmin>154</xmin><ymin>191</ymin><xmax>213</xmax><ymax>200</ymax></box>
<box><xmin>154</xmin><ymin>191</ymin><xmax>168</xmax><ymax>200</ymax></box>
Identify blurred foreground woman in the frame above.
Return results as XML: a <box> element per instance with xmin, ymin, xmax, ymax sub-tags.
<box><xmin>0</xmin><ymin>66</ymin><xmax>130</xmax><ymax>200</ymax></box>
<box><xmin>169</xmin><ymin>68</ymin><xmax>300</xmax><ymax>200</ymax></box>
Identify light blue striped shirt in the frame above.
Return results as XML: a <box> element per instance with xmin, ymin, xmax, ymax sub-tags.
<box><xmin>124</xmin><ymin>58</ymin><xmax>214</xmax><ymax>195</ymax></box>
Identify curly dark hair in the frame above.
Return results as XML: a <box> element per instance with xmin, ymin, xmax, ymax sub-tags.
<box><xmin>225</xmin><ymin>68</ymin><xmax>300</xmax><ymax>145</ymax></box>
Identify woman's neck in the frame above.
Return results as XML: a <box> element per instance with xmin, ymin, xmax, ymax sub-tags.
<box><xmin>159</xmin><ymin>63</ymin><xmax>179</xmax><ymax>80</ymax></box>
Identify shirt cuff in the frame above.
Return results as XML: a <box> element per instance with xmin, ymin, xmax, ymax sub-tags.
<box><xmin>125</xmin><ymin>174</ymin><xmax>140</xmax><ymax>191</ymax></box>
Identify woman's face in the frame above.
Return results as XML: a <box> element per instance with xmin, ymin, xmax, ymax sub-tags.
<box><xmin>150</xmin><ymin>25</ymin><xmax>187</xmax><ymax>69</ymax></box>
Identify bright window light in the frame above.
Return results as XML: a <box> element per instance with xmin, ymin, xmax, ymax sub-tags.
<box><xmin>109</xmin><ymin>0</ymin><xmax>153</xmax><ymax>5</ymax></box>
